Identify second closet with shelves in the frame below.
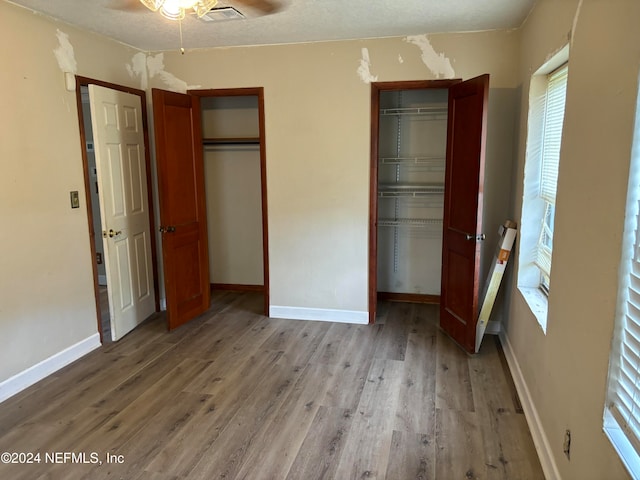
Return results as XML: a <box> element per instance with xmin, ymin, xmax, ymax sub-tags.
<box><xmin>376</xmin><ymin>87</ymin><xmax>448</xmax><ymax>299</ymax></box>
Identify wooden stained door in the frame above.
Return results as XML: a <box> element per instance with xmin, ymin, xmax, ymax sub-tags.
<box><xmin>152</xmin><ymin>89</ymin><xmax>210</xmax><ymax>330</ymax></box>
<box><xmin>89</xmin><ymin>85</ymin><xmax>156</xmax><ymax>340</ymax></box>
<box><xmin>439</xmin><ymin>74</ymin><xmax>490</xmax><ymax>353</ymax></box>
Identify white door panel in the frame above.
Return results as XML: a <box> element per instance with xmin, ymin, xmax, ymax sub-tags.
<box><xmin>89</xmin><ymin>85</ymin><xmax>155</xmax><ymax>341</ymax></box>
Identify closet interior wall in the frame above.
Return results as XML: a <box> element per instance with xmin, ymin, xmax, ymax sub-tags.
<box><xmin>200</xmin><ymin>96</ymin><xmax>264</xmax><ymax>289</ymax></box>
<box><xmin>377</xmin><ymin>88</ymin><xmax>448</xmax><ymax>297</ymax></box>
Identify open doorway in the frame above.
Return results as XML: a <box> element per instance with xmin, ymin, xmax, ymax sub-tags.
<box><xmin>369</xmin><ymin>76</ymin><xmax>491</xmax><ymax>354</ymax></box>
<box><xmin>79</xmin><ymin>93</ymin><xmax>111</xmax><ymax>338</ymax></box>
<box><xmin>190</xmin><ymin>88</ymin><xmax>270</xmax><ymax>316</ymax></box>
<box><xmin>369</xmin><ymin>80</ymin><xmax>459</xmax><ymax>323</ymax></box>
<box><xmin>75</xmin><ymin>77</ymin><xmax>160</xmax><ymax>343</ymax></box>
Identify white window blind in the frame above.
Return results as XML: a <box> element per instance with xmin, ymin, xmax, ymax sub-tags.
<box><xmin>605</xmin><ymin>79</ymin><xmax>640</xmax><ymax>479</ymax></box>
<box><xmin>540</xmin><ymin>64</ymin><xmax>568</xmax><ymax>204</ymax></box>
<box><xmin>609</xmin><ymin>205</ymin><xmax>640</xmax><ymax>449</ymax></box>
<box><xmin>534</xmin><ymin>64</ymin><xmax>568</xmax><ymax>279</ymax></box>
<box><xmin>536</xmin><ymin>203</ymin><xmax>554</xmax><ymax>281</ymax></box>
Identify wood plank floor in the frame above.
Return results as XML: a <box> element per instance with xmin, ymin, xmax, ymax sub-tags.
<box><xmin>0</xmin><ymin>291</ymin><xmax>544</xmax><ymax>479</ymax></box>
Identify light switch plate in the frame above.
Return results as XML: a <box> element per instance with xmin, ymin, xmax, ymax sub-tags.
<box><xmin>70</xmin><ymin>191</ymin><xmax>80</xmax><ymax>209</ymax></box>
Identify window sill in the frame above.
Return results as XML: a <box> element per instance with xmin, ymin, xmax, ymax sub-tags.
<box><xmin>604</xmin><ymin>410</ymin><xmax>640</xmax><ymax>480</ymax></box>
<box><xmin>518</xmin><ymin>286</ymin><xmax>548</xmax><ymax>333</ymax></box>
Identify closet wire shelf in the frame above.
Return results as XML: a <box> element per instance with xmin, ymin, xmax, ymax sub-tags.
<box><xmin>378</xmin><ymin>184</ymin><xmax>445</xmax><ymax>197</ymax></box>
<box><xmin>378</xmin><ymin>218</ymin><xmax>443</xmax><ymax>228</ymax></box>
<box><xmin>380</xmin><ymin>105</ymin><xmax>448</xmax><ymax>117</ymax></box>
<box><xmin>379</xmin><ymin>156</ymin><xmax>446</xmax><ymax>170</ymax></box>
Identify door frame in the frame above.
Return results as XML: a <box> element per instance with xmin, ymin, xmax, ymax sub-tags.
<box><xmin>368</xmin><ymin>79</ymin><xmax>460</xmax><ymax>324</ymax></box>
<box><xmin>75</xmin><ymin>76</ymin><xmax>160</xmax><ymax>343</ymax></box>
<box><xmin>188</xmin><ymin>87</ymin><xmax>270</xmax><ymax>316</ymax></box>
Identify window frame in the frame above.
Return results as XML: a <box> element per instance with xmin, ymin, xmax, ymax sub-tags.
<box><xmin>603</xmin><ymin>72</ymin><xmax>640</xmax><ymax>480</ymax></box>
<box><xmin>516</xmin><ymin>46</ymin><xmax>569</xmax><ymax>332</ymax></box>
<box><xmin>535</xmin><ymin>63</ymin><xmax>568</xmax><ymax>293</ymax></box>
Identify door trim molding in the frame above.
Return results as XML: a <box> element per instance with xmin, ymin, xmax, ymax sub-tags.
<box><xmin>74</xmin><ymin>76</ymin><xmax>160</xmax><ymax>343</ymax></box>
<box><xmin>189</xmin><ymin>87</ymin><xmax>270</xmax><ymax>317</ymax></box>
<box><xmin>368</xmin><ymin>79</ymin><xmax>460</xmax><ymax>324</ymax></box>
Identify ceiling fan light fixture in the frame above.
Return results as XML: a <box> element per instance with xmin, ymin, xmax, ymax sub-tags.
<box><xmin>139</xmin><ymin>0</ymin><xmax>218</xmax><ymax>19</ymax></box>
<box><xmin>194</xmin><ymin>0</ymin><xmax>219</xmax><ymax>17</ymax></box>
<box><xmin>139</xmin><ymin>0</ymin><xmax>164</xmax><ymax>12</ymax></box>
<box><xmin>160</xmin><ymin>0</ymin><xmax>186</xmax><ymax>20</ymax></box>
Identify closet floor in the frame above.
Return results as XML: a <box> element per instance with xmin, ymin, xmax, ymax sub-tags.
<box><xmin>0</xmin><ymin>292</ymin><xmax>543</xmax><ymax>479</ymax></box>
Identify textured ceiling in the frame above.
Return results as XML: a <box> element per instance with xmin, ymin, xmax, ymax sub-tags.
<box><xmin>5</xmin><ymin>0</ymin><xmax>535</xmax><ymax>52</ymax></box>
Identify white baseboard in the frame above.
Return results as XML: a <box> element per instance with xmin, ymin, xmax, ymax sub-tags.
<box><xmin>269</xmin><ymin>305</ymin><xmax>368</xmax><ymax>324</ymax></box>
<box><xmin>499</xmin><ymin>330</ymin><xmax>561</xmax><ymax>480</ymax></box>
<box><xmin>0</xmin><ymin>333</ymin><xmax>101</xmax><ymax>404</ymax></box>
<box><xmin>486</xmin><ymin>320</ymin><xmax>502</xmax><ymax>335</ymax></box>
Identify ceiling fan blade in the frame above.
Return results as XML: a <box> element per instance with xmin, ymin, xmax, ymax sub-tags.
<box><xmin>234</xmin><ymin>0</ymin><xmax>281</xmax><ymax>15</ymax></box>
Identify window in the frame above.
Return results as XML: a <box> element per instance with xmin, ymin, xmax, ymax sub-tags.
<box><xmin>536</xmin><ymin>64</ymin><xmax>568</xmax><ymax>291</ymax></box>
<box><xmin>517</xmin><ymin>47</ymin><xmax>569</xmax><ymax>332</ymax></box>
<box><xmin>604</xmin><ymin>77</ymin><xmax>640</xmax><ymax>480</ymax></box>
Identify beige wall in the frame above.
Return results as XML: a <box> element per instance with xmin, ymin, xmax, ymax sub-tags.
<box><xmin>201</xmin><ymin>97</ymin><xmax>264</xmax><ymax>286</ymax></box>
<box><xmin>505</xmin><ymin>0</ymin><xmax>640</xmax><ymax>478</ymax></box>
<box><xmin>5</xmin><ymin>0</ymin><xmax>640</xmax><ymax>476</ymax></box>
<box><xmin>150</xmin><ymin>31</ymin><xmax>519</xmax><ymax>314</ymax></box>
<box><xmin>0</xmin><ymin>1</ymin><xmax>142</xmax><ymax>382</ymax></box>
<box><xmin>0</xmin><ymin>0</ymin><xmax>520</xmax><ymax>381</ymax></box>
<box><xmin>204</xmin><ymin>147</ymin><xmax>264</xmax><ymax>285</ymax></box>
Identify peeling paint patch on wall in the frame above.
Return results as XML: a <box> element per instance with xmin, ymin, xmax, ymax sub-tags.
<box><xmin>146</xmin><ymin>53</ymin><xmax>200</xmax><ymax>93</ymax></box>
<box><xmin>53</xmin><ymin>30</ymin><xmax>77</xmax><ymax>74</ymax></box>
<box><xmin>405</xmin><ymin>35</ymin><xmax>455</xmax><ymax>79</ymax></box>
<box><xmin>127</xmin><ymin>52</ymin><xmax>149</xmax><ymax>91</ymax></box>
<box><xmin>357</xmin><ymin>47</ymin><xmax>378</xmax><ymax>84</ymax></box>
<box><xmin>147</xmin><ymin>53</ymin><xmax>187</xmax><ymax>92</ymax></box>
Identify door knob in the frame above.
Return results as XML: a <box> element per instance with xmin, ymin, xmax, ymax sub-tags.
<box><xmin>159</xmin><ymin>226</ymin><xmax>176</xmax><ymax>233</ymax></box>
<box><xmin>465</xmin><ymin>233</ymin><xmax>485</xmax><ymax>241</ymax></box>
<box><xmin>103</xmin><ymin>229</ymin><xmax>122</xmax><ymax>238</ymax></box>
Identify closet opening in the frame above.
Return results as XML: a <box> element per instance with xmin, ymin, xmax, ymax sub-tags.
<box><xmin>190</xmin><ymin>89</ymin><xmax>270</xmax><ymax>314</ymax></box>
<box><xmin>369</xmin><ymin>80</ymin><xmax>460</xmax><ymax>323</ymax></box>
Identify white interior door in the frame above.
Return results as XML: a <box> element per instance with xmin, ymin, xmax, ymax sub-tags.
<box><xmin>89</xmin><ymin>85</ymin><xmax>156</xmax><ymax>341</ymax></box>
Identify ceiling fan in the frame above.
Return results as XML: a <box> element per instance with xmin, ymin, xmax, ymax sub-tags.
<box><xmin>107</xmin><ymin>0</ymin><xmax>282</xmax><ymax>53</ymax></box>
<box><xmin>108</xmin><ymin>0</ymin><xmax>281</xmax><ymax>18</ymax></box>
